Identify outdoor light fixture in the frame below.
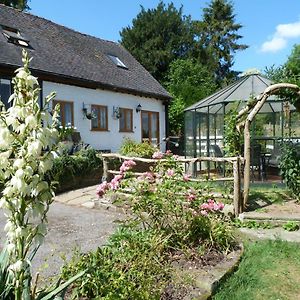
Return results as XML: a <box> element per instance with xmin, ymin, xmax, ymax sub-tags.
<box><xmin>113</xmin><ymin>106</ymin><xmax>121</xmax><ymax>119</ymax></box>
<box><xmin>136</xmin><ymin>104</ymin><xmax>142</xmax><ymax>113</ymax></box>
<box><xmin>82</xmin><ymin>102</ymin><xmax>95</xmax><ymax>120</ymax></box>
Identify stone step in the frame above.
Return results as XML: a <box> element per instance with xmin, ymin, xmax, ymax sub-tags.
<box><xmin>242</xmin><ymin>212</ymin><xmax>300</xmax><ymax>222</ymax></box>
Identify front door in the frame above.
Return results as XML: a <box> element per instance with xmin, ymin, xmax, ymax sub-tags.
<box><xmin>141</xmin><ymin>110</ymin><xmax>159</xmax><ymax>145</ymax></box>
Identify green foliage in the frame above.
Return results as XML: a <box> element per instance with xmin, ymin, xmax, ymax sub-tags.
<box><xmin>233</xmin><ymin>219</ymin><xmax>274</xmax><ymax>229</ymax></box>
<box><xmin>283</xmin><ymin>221</ymin><xmax>299</xmax><ymax>232</ymax></box>
<box><xmin>285</xmin><ymin>44</ymin><xmax>300</xmax><ymax>77</ymax></box>
<box><xmin>46</xmin><ymin>148</ymin><xmax>102</xmax><ymax>187</ymax></box>
<box><xmin>168</xmin><ymin>97</ymin><xmax>186</xmax><ymax>135</ymax></box>
<box><xmin>192</xmin><ymin>0</ymin><xmax>248</xmax><ymax>83</ymax></box>
<box><xmin>118</xmin><ymin>154</ymin><xmax>235</xmax><ymax>252</ymax></box>
<box><xmin>165</xmin><ymin>58</ymin><xmax>217</xmax><ymax>135</ymax></box>
<box><xmin>120</xmin><ymin>0</ymin><xmax>247</xmax><ymax>83</ymax></box>
<box><xmin>61</xmin><ymin>227</ymin><xmax>169</xmax><ymax>299</ymax></box>
<box><xmin>166</xmin><ymin>58</ymin><xmax>217</xmax><ymax>107</ymax></box>
<box><xmin>223</xmin><ymin>103</ymin><xmax>243</xmax><ymax>156</ymax></box>
<box><xmin>0</xmin><ymin>0</ymin><xmax>29</xmax><ymax>10</ymax></box>
<box><xmin>120</xmin><ymin>1</ymin><xmax>193</xmax><ymax>82</ymax></box>
<box><xmin>119</xmin><ymin>138</ymin><xmax>157</xmax><ymax>158</ymax></box>
<box><xmin>279</xmin><ymin>142</ymin><xmax>300</xmax><ymax>200</ymax></box>
<box><xmin>57</xmin><ymin>125</ymin><xmax>76</xmax><ymax>141</ymax></box>
<box><xmin>265</xmin><ymin>45</ymin><xmax>300</xmax><ymax>106</ymax></box>
<box><xmin>0</xmin><ymin>249</ymin><xmax>14</xmax><ymax>299</ymax></box>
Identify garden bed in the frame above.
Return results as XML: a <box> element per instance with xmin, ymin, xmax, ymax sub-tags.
<box><xmin>162</xmin><ymin>245</ymin><xmax>243</xmax><ymax>300</ymax></box>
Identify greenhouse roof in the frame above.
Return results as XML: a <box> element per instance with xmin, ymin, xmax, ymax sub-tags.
<box><xmin>185</xmin><ymin>73</ymin><xmax>278</xmax><ymax>112</ymax></box>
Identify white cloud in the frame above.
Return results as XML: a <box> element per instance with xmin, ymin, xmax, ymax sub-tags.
<box><xmin>260</xmin><ymin>20</ymin><xmax>300</xmax><ymax>53</ymax></box>
<box><xmin>277</xmin><ymin>21</ymin><xmax>300</xmax><ymax>38</ymax></box>
<box><xmin>261</xmin><ymin>37</ymin><xmax>287</xmax><ymax>53</ymax></box>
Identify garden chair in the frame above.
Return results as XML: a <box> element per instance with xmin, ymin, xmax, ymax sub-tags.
<box><xmin>209</xmin><ymin>144</ymin><xmax>224</xmax><ymax>175</ymax></box>
<box><xmin>250</xmin><ymin>143</ymin><xmax>262</xmax><ymax>181</ymax></box>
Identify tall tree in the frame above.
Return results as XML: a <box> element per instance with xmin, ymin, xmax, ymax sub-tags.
<box><xmin>285</xmin><ymin>44</ymin><xmax>300</xmax><ymax>77</ymax></box>
<box><xmin>165</xmin><ymin>58</ymin><xmax>217</xmax><ymax>135</ymax></box>
<box><xmin>0</xmin><ymin>0</ymin><xmax>30</xmax><ymax>10</ymax></box>
<box><xmin>120</xmin><ymin>1</ymin><xmax>193</xmax><ymax>82</ymax></box>
<box><xmin>193</xmin><ymin>0</ymin><xmax>248</xmax><ymax>84</ymax></box>
<box><xmin>265</xmin><ymin>44</ymin><xmax>300</xmax><ymax>105</ymax></box>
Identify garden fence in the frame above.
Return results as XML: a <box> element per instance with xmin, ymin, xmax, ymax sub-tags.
<box><xmin>101</xmin><ymin>153</ymin><xmax>244</xmax><ymax>216</ymax></box>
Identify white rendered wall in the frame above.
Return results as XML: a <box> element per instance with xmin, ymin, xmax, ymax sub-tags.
<box><xmin>43</xmin><ymin>81</ymin><xmax>166</xmax><ymax>152</ymax></box>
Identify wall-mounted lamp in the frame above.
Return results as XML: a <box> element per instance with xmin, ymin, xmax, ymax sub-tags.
<box><xmin>136</xmin><ymin>104</ymin><xmax>142</xmax><ymax>113</ymax></box>
<box><xmin>82</xmin><ymin>103</ymin><xmax>96</xmax><ymax>120</ymax></box>
<box><xmin>113</xmin><ymin>106</ymin><xmax>121</xmax><ymax>119</ymax></box>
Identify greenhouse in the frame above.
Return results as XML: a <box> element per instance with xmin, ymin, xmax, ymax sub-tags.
<box><xmin>184</xmin><ymin>72</ymin><xmax>300</xmax><ymax>181</ymax></box>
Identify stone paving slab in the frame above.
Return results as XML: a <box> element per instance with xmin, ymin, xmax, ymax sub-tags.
<box><xmin>243</xmin><ymin>211</ymin><xmax>300</xmax><ymax>221</ymax></box>
<box><xmin>55</xmin><ymin>184</ymin><xmax>99</xmax><ymax>207</ymax></box>
<box><xmin>239</xmin><ymin>227</ymin><xmax>300</xmax><ymax>242</ymax></box>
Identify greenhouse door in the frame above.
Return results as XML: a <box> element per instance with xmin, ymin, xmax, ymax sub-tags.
<box><xmin>141</xmin><ymin>110</ymin><xmax>159</xmax><ymax>146</ymax></box>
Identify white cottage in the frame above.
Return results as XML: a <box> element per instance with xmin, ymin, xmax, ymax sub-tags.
<box><xmin>0</xmin><ymin>5</ymin><xmax>171</xmax><ymax>152</ymax></box>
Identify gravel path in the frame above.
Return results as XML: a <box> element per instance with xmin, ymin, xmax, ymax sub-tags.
<box><xmin>0</xmin><ymin>201</ymin><xmax>124</xmax><ymax>281</ymax></box>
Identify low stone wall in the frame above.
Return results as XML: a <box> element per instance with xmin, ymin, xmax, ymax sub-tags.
<box><xmin>55</xmin><ymin>167</ymin><xmax>103</xmax><ymax>194</ymax></box>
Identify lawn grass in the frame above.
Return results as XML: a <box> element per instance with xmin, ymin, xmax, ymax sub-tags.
<box><xmin>213</xmin><ymin>240</ymin><xmax>300</xmax><ymax>300</ymax></box>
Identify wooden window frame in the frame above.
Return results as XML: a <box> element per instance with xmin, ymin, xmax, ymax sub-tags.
<box><xmin>119</xmin><ymin>108</ymin><xmax>133</xmax><ymax>132</ymax></box>
<box><xmin>53</xmin><ymin>100</ymin><xmax>74</xmax><ymax>127</ymax></box>
<box><xmin>91</xmin><ymin>104</ymin><xmax>108</xmax><ymax>131</ymax></box>
<box><xmin>141</xmin><ymin>110</ymin><xmax>160</xmax><ymax>145</ymax></box>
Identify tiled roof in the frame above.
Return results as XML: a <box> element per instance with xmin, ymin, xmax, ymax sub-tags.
<box><xmin>0</xmin><ymin>5</ymin><xmax>171</xmax><ymax>100</ymax></box>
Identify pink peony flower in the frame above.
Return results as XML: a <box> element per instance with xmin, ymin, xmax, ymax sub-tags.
<box><xmin>120</xmin><ymin>160</ymin><xmax>136</xmax><ymax>173</ymax></box>
<box><xmin>200</xmin><ymin>199</ymin><xmax>225</xmax><ymax>213</ymax></box>
<box><xmin>200</xmin><ymin>210</ymin><xmax>208</xmax><ymax>216</ymax></box>
<box><xmin>183</xmin><ymin>174</ymin><xmax>190</xmax><ymax>182</ymax></box>
<box><xmin>187</xmin><ymin>193</ymin><xmax>196</xmax><ymax>202</ymax></box>
<box><xmin>144</xmin><ymin>172</ymin><xmax>155</xmax><ymax>182</ymax></box>
<box><xmin>96</xmin><ymin>181</ymin><xmax>109</xmax><ymax>197</ymax></box>
<box><xmin>109</xmin><ymin>174</ymin><xmax>123</xmax><ymax>190</ymax></box>
<box><xmin>152</xmin><ymin>151</ymin><xmax>164</xmax><ymax>159</ymax></box>
<box><xmin>166</xmin><ymin>168</ymin><xmax>175</xmax><ymax>177</ymax></box>
<box><xmin>165</xmin><ymin>150</ymin><xmax>172</xmax><ymax>156</ymax></box>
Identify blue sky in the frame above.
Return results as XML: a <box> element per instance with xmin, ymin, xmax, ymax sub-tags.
<box><xmin>29</xmin><ymin>0</ymin><xmax>300</xmax><ymax>73</ymax></box>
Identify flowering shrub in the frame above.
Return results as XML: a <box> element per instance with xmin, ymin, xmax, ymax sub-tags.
<box><xmin>0</xmin><ymin>50</ymin><xmax>83</xmax><ymax>299</ymax></box>
<box><xmin>96</xmin><ymin>160</ymin><xmax>136</xmax><ymax>197</ymax></box>
<box><xmin>119</xmin><ymin>138</ymin><xmax>157</xmax><ymax>158</ymax></box>
<box><xmin>97</xmin><ymin>152</ymin><xmax>234</xmax><ymax>252</ymax></box>
<box><xmin>57</xmin><ymin>123</ymin><xmax>77</xmax><ymax>141</ymax></box>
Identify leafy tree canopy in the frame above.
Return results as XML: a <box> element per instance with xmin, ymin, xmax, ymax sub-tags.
<box><xmin>265</xmin><ymin>44</ymin><xmax>300</xmax><ymax>105</ymax></box>
<box><xmin>120</xmin><ymin>1</ymin><xmax>194</xmax><ymax>82</ymax></box>
<box><xmin>166</xmin><ymin>58</ymin><xmax>216</xmax><ymax>107</ymax></box>
<box><xmin>165</xmin><ymin>58</ymin><xmax>217</xmax><ymax>135</ymax></box>
<box><xmin>285</xmin><ymin>44</ymin><xmax>300</xmax><ymax>77</ymax></box>
<box><xmin>0</xmin><ymin>0</ymin><xmax>30</xmax><ymax>10</ymax></box>
<box><xmin>192</xmin><ymin>0</ymin><xmax>247</xmax><ymax>84</ymax></box>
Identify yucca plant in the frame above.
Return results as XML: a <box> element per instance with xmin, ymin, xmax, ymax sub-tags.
<box><xmin>0</xmin><ymin>50</ymin><xmax>85</xmax><ymax>299</ymax></box>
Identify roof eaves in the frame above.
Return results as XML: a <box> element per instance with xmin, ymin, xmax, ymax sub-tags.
<box><xmin>0</xmin><ymin>62</ymin><xmax>172</xmax><ymax>101</ymax></box>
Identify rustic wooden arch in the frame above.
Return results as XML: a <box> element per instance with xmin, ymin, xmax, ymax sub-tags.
<box><xmin>242</xmin><ymin>83</ymin><xmax>300</xmax><ymax>207</ymax></box>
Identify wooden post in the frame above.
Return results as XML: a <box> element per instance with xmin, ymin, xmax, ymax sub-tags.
<box><xmin>243</xmin><ymin>121</ymin><xmax>251</xmax><ymax>207</ymax></box>
<box><xmin>233</xmin><ymin>157</ymin><xmax>241</xmax><ymax>216</ymax></box>
<box><xmin>102</xmin><ymin>157</ymin><xmax>108</xmax><ymax>182</ymax></box>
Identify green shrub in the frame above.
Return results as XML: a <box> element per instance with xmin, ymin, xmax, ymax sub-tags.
<box><xmin>46</xmin><ymin>147</ymin><xmax>102</xmax><ymax>187</ymax></box>
<box><xmin>109</xmin><ymin>153</ymin><xmax>235</xmax><ymax>252</ymax></box>
<box><xmin>119</xmin><ymin>138</ymin><xmax>157</xmax><ymax>158</ymax></box>
<box><xmin>283</xmin><ymin>221</ymin><xmax>299</xmax><ymax>231</ymax></box>
<box><xmin>61</xmin><ymin>227</ymin><xmax>169</xmax><ymax>299</ymax></box>
<box><xmin>280</xmin><ymin>142</ymin><xmax>300</xmax><ymax>200</ymax></box>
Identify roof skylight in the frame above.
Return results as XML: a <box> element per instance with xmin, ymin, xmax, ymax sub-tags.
<box><xmin>107</xmin><ymin>54</ymin><xmax>128</xmax><ymax>69</ymax></box>
<box><xmin>1</xmin><ymin>25</ymin><xmax>30</xmax><ymax>48</ymax></box>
